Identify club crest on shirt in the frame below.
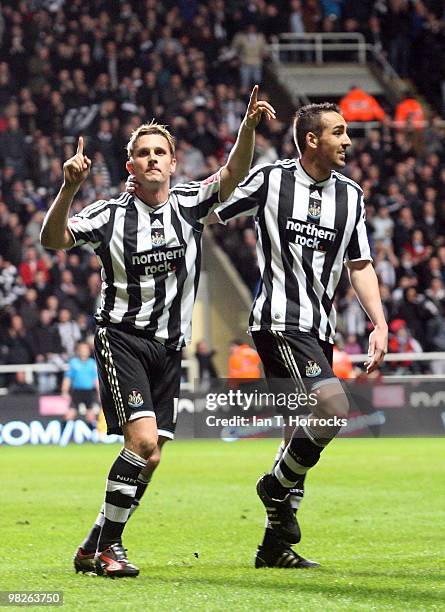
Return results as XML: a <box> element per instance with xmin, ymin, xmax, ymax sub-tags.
<box><xmin>151</xmin><ymin>231</ymin><xmax>166</xmax><ymax>246</ymax></box>
<box><xmin>308</xmin><ymin>199</ymin><xmax>322</xmax><ymax>220</ymax></box>
<box><xmin>128</xmin><ymin>389</ymin><xmax>144</xmax><ymax>409</ymax></box>
<box><xmin>306</xmin><ymin>361</ymin><xmax>322</xmax><ymax>377</ymax></box>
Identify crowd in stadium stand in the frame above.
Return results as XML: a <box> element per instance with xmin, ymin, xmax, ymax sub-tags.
<box><xmin>1</xmin><ymin>0</ymin><xmax>445</xmax><ymax>387</ymax></box>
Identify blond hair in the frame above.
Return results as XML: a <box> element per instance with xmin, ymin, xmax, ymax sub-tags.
<box><xmin>126</xmin><ymin>120</ymin><xmax>176</xmax><ymax>158</ymax></box>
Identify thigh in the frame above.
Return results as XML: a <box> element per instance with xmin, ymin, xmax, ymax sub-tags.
<box><xmin>94</xmin><ymin>327</ymin><xmax>155</xmax><ymax>436</ymax></box>
<box><xmin>151</xmin><ymin>349</ymin><xmax>182</xmax><ymax>440</ymax></box>
<box><xmin>252</xmin><ymin>329</ymin><xmax>335</xmax><ymax>392</ymax></box>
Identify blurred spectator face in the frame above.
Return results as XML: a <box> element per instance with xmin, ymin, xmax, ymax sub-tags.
<box><xmin>412</xmin><ymin>229</ymin><xmax>423</xmax><ymax>243</ymax></box>
<box><xmin>430</xmin><ymin>278</ymin><xmax>443</xmax><ymax>293</ymax></box>
<box><xmin>197</xmin><ymin>341</ymin><xmax>208</xmax><ymax>354</ymax></box>
<box><xmin>8</xmin><ymin>116</ymin><xmax>20</xmax><ymax>131</ymax></box>
<box><xmin>405</xmin><ymin>287</ymin><xmax>417</xmax><ymax>302</ymax></box>
<box><xmin>88</xmin><ymin>255</ymin><xmax>101</xmax><ymax>271</ymax></box>
<box><xmin>425</xmin><ymin>187</ymin><xmax>437</xmax><ymax>203</ymax></box>
<box><xmin>11</xmin><ymin>314</ymin><xmax>24</xmax><ymax>332</ymax></box>
<box><xmin>144</xmin><ymin>72</ymin><xmax>156</xmax><ymax>87</ymax></box>
<box><xmin>399</xmin><ymin>207</ymin><xmax>413</xmax><ymax>223</ymax></box>
<box><xmin>68</xmin><ymin>254</ymin><xmax>80</xmax><ymax>268</ymax></box>
<box><xmin>59</xmin><ymin>308</ymin><xmax>71</xmax><ymax>322</ymax></box>
<box><xmin>39</xmin><ymin>309</ymin><xmax>52</xmax><ymax>326</ymax></box>
<box><xmin>25</xmin><ymin>247</ymin><xmax>37</xmax><ymax>262</ymax></box>
<box><xmin>423</xmin><ymin>202</ymin><xmax>435</xmax><ymax>217</ymax></box>
<box><xmin>368</xmin><ymin>166</ymin><xmax>379</xmax><ymax>180</ymax></box>
<box><xmin>368</xmin><ymin>130</ymin><xmax>380</xmax><ymax>144</ymax></box>
<box><xmin>429</xmin><ymin>257</ymin><xmax>441</xmax><ymax>271</ymax></box>
<box><xmin>76</xmin><ymin>342</ymin><xmax>91</xmax><ymax>361</ymax></box>
<box><xmin>344</xmin><ymin>18</ymin><xmax>359</xmax><ymax>32</ymax></box>
<box><xmin>61</xmin><ymin>270</ymin><xmax>73</xmax><ymax>284</ymax></box>
<box><xmin>88</xmin><ymin>273</ymin><xmax>101</xmax><ymax>293</ymax></box>
<box><xmin>25</xmin><ymin>288</ymin><xmax>37</xmax><ymax>303</ymax></box>
<box><xmin>388</xmin><ymin>183</ymin><xmax>400</xmax><ymax>197</ymax></box>
<box><xmin>419</xmin><ymin>166</ymin><xmax>433</xmax><ymax>181</ymax></box>
<box><xmin>46</xmin><ymin>295</ymin><xmax>59</xmax><ymax>312</ymax></box>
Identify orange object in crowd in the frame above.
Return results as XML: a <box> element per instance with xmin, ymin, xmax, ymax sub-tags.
<box><xmin>339</xmin><ymin>87</ymin><xmax>385</xmax><ymax>122</ymax></box>
<box><xmin>394</xmin><ymin>98</ymin><xmax>425</xmax><ymax>128</ymax></box>
<box><xmin>332</xmin><ymin>346</ymin><xmax>355</xmax><ymax>379</ymax></box>
<box><xmin>228</xmin><ymin>343</ymin><xmax>261</xmax><ymax>379</ymax></box>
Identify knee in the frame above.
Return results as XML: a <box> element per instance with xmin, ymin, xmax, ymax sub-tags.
<box><xmin>127</xmin><ymin>437</ymin><xmax>157</xmax><ymax>461</ymax></box>
<box><xmin>322</xmin><ymin>396</ymin><xmax>350</xmax><ymax>420</ymax></box>
<box><xmin>314</xmin><ymin>382</ymin><xmax>350</xmax><ymax>420</ymax></box>
<box><xmin>146</xmin><ymin>446</ymin><xmax>161</xmax><ymax>470</ymax></box>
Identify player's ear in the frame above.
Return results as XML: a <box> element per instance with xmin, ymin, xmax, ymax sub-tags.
<box><xmin>126</xmin><ymin>160</ymin><xmax>134</xmax><ymax>174</ymax></box>
<box><xmin>170</xmin><ymin>157</ymin><xmax>176</xmax><ymax>175</ymax></box>
<box><xmin>306</xmin><ymin>131</ymin><xmax>318</xmax><ymax>150</ymax></box>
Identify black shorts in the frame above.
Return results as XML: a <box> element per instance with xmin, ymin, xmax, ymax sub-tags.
<box><xmin>71</xmin><ymin>389</ymin><xmax>97</xmax><ymax>411</ymax></box>
<box><xmin>94</xmin><ymin>326</ymin><xmax>181</xmax><ymax>438</ymax></box>
<box><xmin>252</xmin><ymin>329</ymin><xmax>335</xmax><ymax>396</ymax></box>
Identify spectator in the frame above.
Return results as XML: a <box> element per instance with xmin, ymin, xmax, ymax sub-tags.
<box><xmin>396</xmin><ymin>287</ymin><xmax>437</xmax><ymax>344</ymax></box>
<box><xmin>19</xmin><ymin>246</ymin><xmax>49</xmax><ymax>287</ymax></box>
<box><xmin>9</xmin><ymin>371</ymin><xmax>37</xmax><ymax>395</ymax></box>
<box><xmin>4</xmin><ymin>314</ymin><xmax>34</xmax><ymax>374</ymax></box>
<box><xmin>388</xmin><ymin>318</ymin><xmax>423</xmax><ymax>372</ymax></box>
<box><xmin>339</xmin><ymin>86</ymin><xmax>386</xmax><ymax>122</ymax></box>
<box><xmin>31</xmin><ymin>309</ymin><xmax>65</xmax><ymax>393</ymax></box>
<box><xmin>394</xmin><ymin>98</ymin><xmax>426</xmax><ymax>129</ymax></box>
<box><xmin>195</xmin><ymin>340</ymin><xmax>219</xmax><ymax>390</ymax></box>
<box><xmin>228</xmin><ymin>339</ymin><xmax>261</xmax><ymax>384</ymax></box>
<box><xmin>231</xmin><ymin>23</ymin><xmax>268</xmax><ymax>93</ymax></box>
<box><xmin>57</xmin><ymin>308</ymin><xmax>82</xmax><ymax>358</ymax></box>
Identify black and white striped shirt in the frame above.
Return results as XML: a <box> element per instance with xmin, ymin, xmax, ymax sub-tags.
<box><xmin>215</xmin><ymin>159</ymin><xmax>372</xmax><ymax>344</ymax></box>
<box><xmin>68</xmin><ymin>173</ymin><xmax>221</xmax><ymax>350</ymax></box>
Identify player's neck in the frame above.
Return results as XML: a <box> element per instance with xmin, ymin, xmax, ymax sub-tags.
<box><xmin>135</xmin><ymin>186</ymin><xmax>170</xmax><ymax>208</ymax></box>
<box><xmin>300</xmin><ymin>156</ymin><xmax>331</xmax><ymax>184</ymax></box>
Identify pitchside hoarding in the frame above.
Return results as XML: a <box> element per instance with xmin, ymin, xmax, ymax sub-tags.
<box><xmin>0</xmin><ymin>380</ymin><xmax>444</xmax><ymax>446</ymax></box>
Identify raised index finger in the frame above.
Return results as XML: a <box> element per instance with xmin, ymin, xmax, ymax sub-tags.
<box><xmin>76</xmin><ymin>136</ymin><xmax>84</xmax><ymax>155</ymax></box>
<box><xmin>247</xmin><ymin>84</ymin><xmax>259</xmax><ymax>111</ymax></box>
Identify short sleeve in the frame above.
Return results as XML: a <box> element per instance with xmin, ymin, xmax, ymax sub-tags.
<box><xmin>172</xmin><ymin>171</ymin><xmax>222</xmax><ymax>226</ymax></box>
<box><xmin>67</xmin><ymin>200</ymin><xmax>111</xmax><ymax>248</ymax></box>
<box><xmin>214</xmin><ymin>166</ymin><xmax>265</xmax><ymax>225</ymax></box>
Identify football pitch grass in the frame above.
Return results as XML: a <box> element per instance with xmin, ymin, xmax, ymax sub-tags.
<box><xmin>3</xmin><ymin>438</ymin><xmax>444</xmax><ymax>611</ymax></box>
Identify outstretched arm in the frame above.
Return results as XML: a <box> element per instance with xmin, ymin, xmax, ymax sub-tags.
<box><xmin>219</xmin><ymin>85</ymin><xmax>275</xmax><ymax>202</ymax></box>
<box><xmin>347</xmin><ymin>260</ymin><xmax>388</xmax><ymax>374</ymax></box>
<box><xmin>40</xmin><ymin>136</ymin><xmax>91</xmax><ymax>250</ymax></box>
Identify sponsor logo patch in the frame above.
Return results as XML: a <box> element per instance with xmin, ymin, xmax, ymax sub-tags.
<box><xmin>306</xmin><ymin>361</ymin><xmax>322</xmax><ymax>377</ymax></box>
<box><xmin>132</xmin><ymin>244</ymin><xmax>185</xmax><ymax>276</ymax></box>
<box><xmin>128</xmin><ymin>389</ymin><xmax>144</xmax><ymax>409</ymax></box>
<box><xmin>286</xmin><ymin>218</ymin><xmax>337</xmax><ymax>252</ymax></box>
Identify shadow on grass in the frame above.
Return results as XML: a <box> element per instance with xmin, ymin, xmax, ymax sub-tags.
<box><xmin>136</xmin><ymin>566</ymin><xmax>445</xmax><ymax>606</ymax></box>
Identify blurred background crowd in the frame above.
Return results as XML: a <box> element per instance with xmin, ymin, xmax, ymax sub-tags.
<box><xmin>1</xmin><ymin>0</ymin><xmax>445</xmax><ymax>390</ymax></box>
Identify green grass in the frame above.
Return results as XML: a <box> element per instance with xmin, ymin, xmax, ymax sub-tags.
<box><xmin>2</xmin><ymin>439</ymin><xmax>445</xmax><ymax>611</ymax></box>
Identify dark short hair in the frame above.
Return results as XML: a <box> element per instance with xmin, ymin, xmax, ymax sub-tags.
<box><xmin>293</xmin><ymin>102</ymin><xmax>341</xmax><ymax>155</ymax></box>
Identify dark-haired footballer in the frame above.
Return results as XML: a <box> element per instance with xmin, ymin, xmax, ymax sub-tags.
<box><xmin>215</xmin><ymin>103</ymin><xmax>388</xmax><ymax>568</ymax></box>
